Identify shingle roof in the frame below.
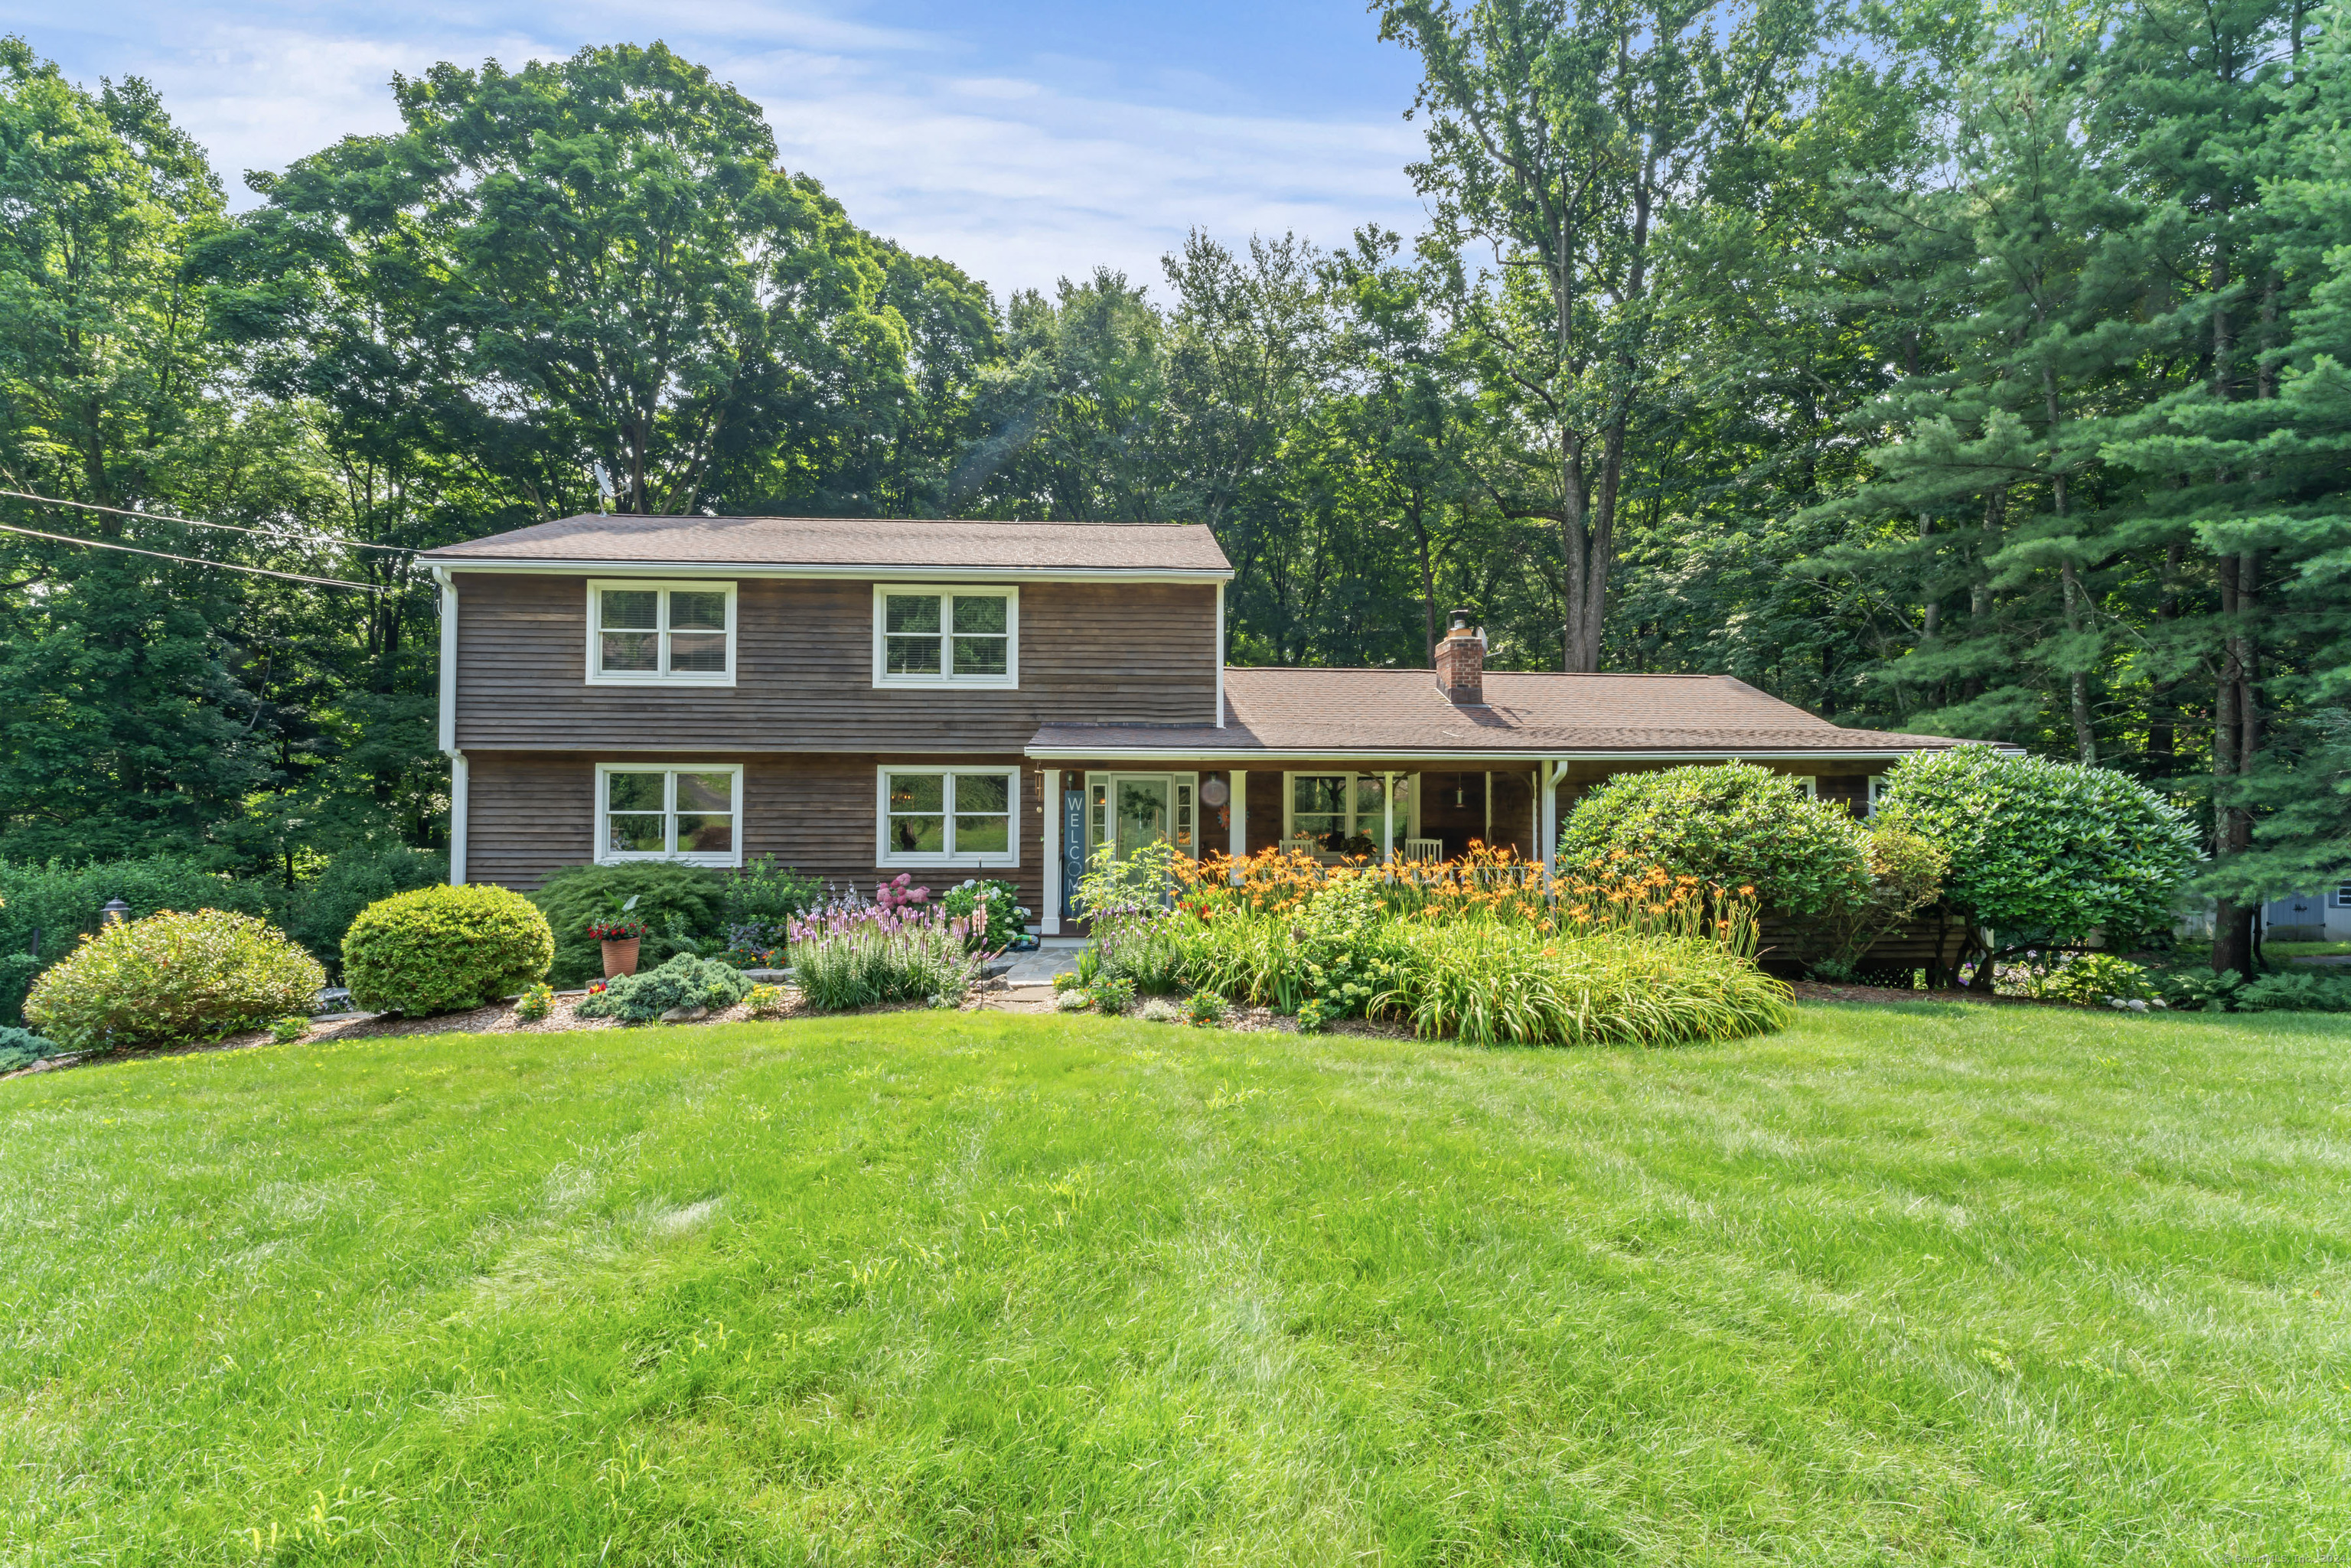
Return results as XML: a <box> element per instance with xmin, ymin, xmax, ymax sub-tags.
<box><xmin>1028</xmin><ymin>667</ymin><xmax>1983</xmax><ymax>757</ymax></box>
<box><xmin>422</xmin><ymin>513</ymin><xmax>1231</xmax><ymax>574</ymax></box>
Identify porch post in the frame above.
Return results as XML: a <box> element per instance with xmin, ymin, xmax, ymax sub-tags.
<box><xmin>1041</xmin><ymin>768</ymin><xmax>1061</xmax><ymax>936</ymax></box>
<box><xmin>1538</xmin><ymin>761</ymin><xmax>1558</xmax><ymax>888</ymax></box>
<box><xmin>1383</xmin><ymin>771</ymin><xmax>1396</xmax><ymax>863</ymax></box>
<box><xmin>1482</xmin><ymin>770</ymin><xmax>1492</xmax><ymax>852</ymax></box>
<box><xmin>1228</xmin><ymin>768</ymin><xmax>1247</xmax><ymax>870</ymax></box>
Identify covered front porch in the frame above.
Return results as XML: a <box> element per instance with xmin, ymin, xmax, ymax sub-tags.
<box><xmin>1026</xmin><ymin>756</ymin><xmax>1886</xmax><ymax>935</ymax></box>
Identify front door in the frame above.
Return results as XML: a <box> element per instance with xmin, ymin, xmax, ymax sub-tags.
<box><xmin>1111</xmin><ymin>775</ymin><xmax>1172</xmax><ymax>860</ymax></box>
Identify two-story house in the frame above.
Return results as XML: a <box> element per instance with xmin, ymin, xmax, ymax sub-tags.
<box><xmin>423</xmin><ymin>513</ymin><xmax>1986</xmax><ymax>934</ymax></box>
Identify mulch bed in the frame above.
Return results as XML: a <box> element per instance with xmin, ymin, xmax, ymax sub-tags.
<box><xmin>1790</xmin><ymin>980</ymin><xmax>2067</xmax><ymax>1007</ymax></box>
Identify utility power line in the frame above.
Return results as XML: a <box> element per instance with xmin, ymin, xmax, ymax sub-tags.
<box><xmin>0</xmin><ymin>487</ymin><xmax>416</xmax><ymax>555</ymax></box>
<box><xmin>0</xmin><ymin>523</ymin><xmax>389</xmax><ymax>593</ymax></box>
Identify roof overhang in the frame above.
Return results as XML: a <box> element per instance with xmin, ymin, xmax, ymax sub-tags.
<box><xmin>1022</xmin><ymin>745</ymin><xmax>2011</xmax><ymax>764</ymax></box>
<box><xmin>426</xmin><ymin>557</ymin><xmax>1233</xmax><ymax>585</ymax></box>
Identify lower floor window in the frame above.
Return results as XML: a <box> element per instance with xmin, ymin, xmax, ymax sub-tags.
<box><xmin>596</xmin><ymin>764</ymin><xmax>742</xmax><ymax>866</ymax></box>
<box><xmin>878</xmin><ymin>768</ymin><xmax>1019</xmax><ymax>866</ymax></box>
<box><xmin>1286</xmin><ymin>772</ymin><xmax>1410</xmax><ymax>854</ymax></box>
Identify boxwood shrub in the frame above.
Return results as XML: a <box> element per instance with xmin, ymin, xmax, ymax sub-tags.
<box><xmin>23</xmin><ymin>910</ymin><xmax>327</xmax><ymax>1051</ymax></box>
<box><xmin>342</xmin><ymin>885</ymin><xmax>553</xmax><ymax>1016</ymax></box>
<box><xmin>530</xmin><ymin>862</ymin><xmax>727</xmax><ymax>986</ymax></box>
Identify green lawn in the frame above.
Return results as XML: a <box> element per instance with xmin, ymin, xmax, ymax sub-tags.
<box><xmin>4</xmin><ymin>1005</ymin><xmax>2348</xmax><ymax>1565</ymax></box>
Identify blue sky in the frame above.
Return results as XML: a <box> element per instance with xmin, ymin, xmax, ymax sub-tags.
<box><xmin>8</xmin><ymin>0</ymin><xmax>1432</xmax><ymax>300</ymax></box>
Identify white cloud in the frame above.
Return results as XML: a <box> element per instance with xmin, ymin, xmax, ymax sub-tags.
<box><xmin>8</xmin><ymin>1</ymin><xmax>1430</xmax><ymax>298</ymax></box>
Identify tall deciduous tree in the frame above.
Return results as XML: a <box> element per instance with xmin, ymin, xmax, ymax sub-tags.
<box><xmin>1378</xmin><ymin>0</ymin><xmax>1817</xmax><ymax>670</ymax></box>
<box><xmin>246</xmin><ymin>42</ymin><xmax>918</xmax><ymax>520</ymax></box>
<box><xmin>0</xmin><ymin>38</ymin><xmax>274</xmax><ymax>859</ymax></box>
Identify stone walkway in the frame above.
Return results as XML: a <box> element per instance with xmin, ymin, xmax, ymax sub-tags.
<box><xmin>977</xmin><ymin>944</ymin><xmax>1081</xmax><ymax>1013</ymax></box>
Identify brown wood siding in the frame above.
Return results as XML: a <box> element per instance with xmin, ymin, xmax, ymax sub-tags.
<box><xmin>1246</xmin><ymin>769</ymin><xmax>1285</xmax><ymax>855</ymax></box>
<box><xmin>465</xmin><ymin>750</ymin><xmax>1046</xmax><ymax>915</ymax></box>
<box><xmin>451</xmin><ymin>573</ymin><xmax>1218</xmax><ymax>752</ymax></box>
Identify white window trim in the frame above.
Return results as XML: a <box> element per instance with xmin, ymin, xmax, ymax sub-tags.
<box><xmin>876</xmin><ymin>766</ymin><xmax>1022</xmax><ymax>869</ymax></box>
<box><xmin>593</xmin><ymin>763</ymin><xmax>745</xmax><ymax>868</ymax></box>
<box><xmin>585</xmin><ymin>579</ymin><xmax>738</xmax><ymax>687</ymax></box>
<box><xmin>2333</xmin><ymin>882</ymin><xmax>2351</xmax><ymax>909</ymax></box>
<box><xmin>1082</xmin><ymin>771</ymin><xmax>1202</xmax><ymax>866</ymax></box>
<box><xmin>871</xmin><ymin>584</ymin><xmax>1020</xmax><ymax>690</ymax></box>
<box><xmin>1280</xmin><ymin>771</ymin><xmax>1420</xmax><ymax>851</ymax></box>
<box><xmin>1865</xmin><ymin>774</ymin><xmax>1886</xmax><ymax>816</ymax></box>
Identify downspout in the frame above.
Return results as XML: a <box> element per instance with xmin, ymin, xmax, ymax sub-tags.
<box><xmin>433</xmin><ymin>565</ymin><xmax>468</xmax><ymax>885</ymax></box>
<box><xmin>1215</xmin><ymin>581</ymin><xmax>1226</xmax><ymax>728</ymax></box>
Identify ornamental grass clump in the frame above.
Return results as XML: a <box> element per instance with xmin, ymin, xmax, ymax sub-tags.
<box><xmin>24</xmin><ymin>910</ymin><xmax>327</xmax><ymax>1051</ymax></box>
<box><xmin>787</xmin><ymin>877</ymin><xmax>988</xmax><ymax>1011</ymax></box>
<box><xmin>1397</xmin><ymin>921</ymin><xmax>1792</xmax><ymax>1045</ymax></box>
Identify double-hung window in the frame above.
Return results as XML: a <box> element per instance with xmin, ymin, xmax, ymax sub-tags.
<box><xmin>588</xmin><ymin>580</ymin><xmax>735</xmax><ymax>685</ymax></box>
<box><xmin>595</xmin><ymin>764</ymin><xmax>742</xmax><ymax>866</ymax></box>
<box><xmin>877</xmin><ymin>767</ymin><xmax>1019</xmax><ymax>868</ymax></box>
<box><xmin>873</xmin><ymin>585</ymin><xmax>1018</xmax><ymax>688</ymax></box>
<box><xmin>2333</xmin><ymin>882</ymin><xmax>2351</xmax><ymax>909</ymax></box>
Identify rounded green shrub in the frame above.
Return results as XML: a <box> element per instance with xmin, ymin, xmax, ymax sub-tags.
<box><xmin>1557</xmin><ymin>763</ymin><xmax>1873</xmax><ymax>918</ymax></box>
<box><xmin>1872</xmin><ymin>746</ymin><xmax>2200</xmax><ymax>947</ymax></box>
<box><xmin>529</xmin><ymin>862</ymin><xmax>726</xmax><ymax>986</ymax></box>
<box><xmin>342</xmin><ymin>884</ymin><xmax>553</xmax><ymax>1016</ymax></box>
<box><xmin>282</xmin><ymin>841</ymin><xmax>448</xmax><ymax>970</ymax></box>
<box><xmin>23</xmin><ymin>910</ymin><xmax>327</xmax><ymax>1051</ymax></box>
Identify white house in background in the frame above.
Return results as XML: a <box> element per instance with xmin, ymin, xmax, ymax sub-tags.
<box><xmin>2261</xmin><ymin>885</ymin><xmax>2351</xmax><ymax>941</ymax></box>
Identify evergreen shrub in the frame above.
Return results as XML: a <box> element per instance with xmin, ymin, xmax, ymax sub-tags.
<box><xmin>342</xmin><ymin>885</ymin><xmax>553</xmax><ymax>1016</ymax></box>
<box><xmin>576</xmin><ymin>954</ymin><xmax>749</xmax><ymax>1023</ymax></box>
<box><xmin>530</xmin><ymin>862</ymin><xmax>726</xmax><ymax>986</ymax></box>
<box><xmin>24</xmin><ymin>911</ymin><xmax>326</xmax><ymax>1051</ymax></box>
<box><xmin>0</xmin><ymin>1024</ymin><xmax>59</xmax><ymax>1071</ymax></box>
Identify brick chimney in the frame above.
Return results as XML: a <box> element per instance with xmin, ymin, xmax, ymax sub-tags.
<box><xmin>1435</xmin><ymin>608</ymin><xmax>1486</xmax><ymax>706</ymax></box>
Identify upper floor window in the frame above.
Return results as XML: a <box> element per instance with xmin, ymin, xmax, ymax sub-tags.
<box><xmin>588</xmin><ymin>580</ymin><xmax>735</xmax><ymax>686</ymax></box>
<box><xmin>872</xmin><ymin>585</ymin><xmax>1018</xmax><ymax>689</ymax></box>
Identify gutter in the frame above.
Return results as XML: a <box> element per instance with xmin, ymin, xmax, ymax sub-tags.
<box><xmin>423</xmin><ymin>557</ymin><xmax>1233</xmax><ymax>585</ymax></box>
<box><xmin>1021</xmin><ymin>746</ymin><xmax>2011</xmax><ymax>764</ymax></box>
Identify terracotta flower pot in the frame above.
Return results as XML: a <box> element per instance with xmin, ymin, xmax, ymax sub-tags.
<box><xmin>601</xmin><ymin>937</ymin><xmax>641</xmax><ymax>979</ymax></box>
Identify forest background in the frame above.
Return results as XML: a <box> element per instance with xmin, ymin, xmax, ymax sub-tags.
<box><xmin>2</xmin><ymin>0</ymin><xmax>2347</xmax><ymax>966</ymax></box>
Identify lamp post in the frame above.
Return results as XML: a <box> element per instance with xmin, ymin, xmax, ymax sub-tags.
<box><xmin>100</xmin><ymin>898</ymin><xmax>130</xmax><ymax>927</ymax></box>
